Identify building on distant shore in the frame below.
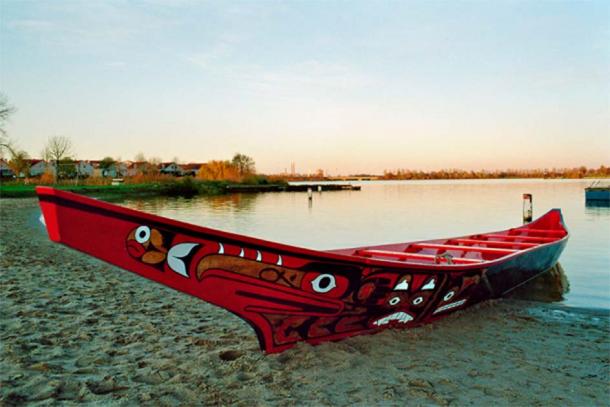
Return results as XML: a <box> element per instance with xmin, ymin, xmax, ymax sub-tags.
<box><xmin>28</xmin><ymin>159</ymin><xmax>48</xmax><ymax>177</ymax></box>
<box><xmin>160</xmin><ymin>162</ymin><xmax>183</xmax><ymax>176</ymax></box>
<box><xmin>0</xmin><ymin>159</ymin><xmax>14</xmax><ymax>178</ymax></box>
<box><xmin>181</xmin><ymin>163</ymin><xmax>204</xmax><ymax>177</ymax></box>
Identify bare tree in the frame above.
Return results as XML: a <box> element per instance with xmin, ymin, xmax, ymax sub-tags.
<box><xmin>148</xmin><ymin>156</ymin><xmax>162</xmax><ymax>175</ymax></box>
<box><xmin>0</xmin><ymin>93</ymin><xmax>16</xmax><ymax>157</ymax></box>
<box><xmin>8</xmin><ymin>150</ymin><xmax>30</xmax><ymax>177</ymax></box>
<box><xmin>0</xmin><ymin>93</ymin><xmax>16</xmax><ymax>137</ymax></box>
<box><xmin>232</xmin><ymin>153</ymin><xmax>256</xmax><ymax>176</ymax></box>
<box><xmin>43</xmin><ymin>136</ymin><xmax>73</xmax><ymax>180</ymax></box>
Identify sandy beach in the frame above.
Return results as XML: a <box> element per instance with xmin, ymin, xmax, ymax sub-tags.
<box><xmin>1</xmin><ymin>198</ymin><xmax>608</xmax><ymax>406</ymax></box>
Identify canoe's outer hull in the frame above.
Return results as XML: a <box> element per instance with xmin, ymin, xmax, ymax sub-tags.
<box><xmin>36</xmin><ymin>187</ymin><xmax>568</xmax><ymax>353</ymax></box>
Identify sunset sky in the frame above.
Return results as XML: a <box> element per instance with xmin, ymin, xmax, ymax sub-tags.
<box><xmin>1</xmin><ymin>1</ymin><xmax>608</xmax><ymax>174</ymax></box>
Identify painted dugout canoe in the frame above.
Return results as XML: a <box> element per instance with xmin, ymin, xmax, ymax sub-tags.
<box><xmin>36</xmin><ymin>187</ymin><xmax>569</xmax><ymax>354</ymax></box>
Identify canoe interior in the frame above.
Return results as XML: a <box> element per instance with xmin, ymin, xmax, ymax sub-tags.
<box><xmin>329</xmin><ymin>209</ymin><xmax>567</xmax><ymax>266</ymax></box>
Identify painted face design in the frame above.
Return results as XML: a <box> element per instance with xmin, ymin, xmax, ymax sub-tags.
<box><xmin>126</xmin><ymin>226</ymin><xmax>166</xmax><ymax>264</ymax></box>
<box><xmin>433</xmin><ymin>275</ymin><xmax>480</xmax><ymax>315</ymax></box>
<box><xmin>126</xmin><ymin>225</ymin><xmax>198</xmax><ymax>277</ymax></box>
<box><xmin>365</xmin><ymin>273</ymin><xmax>441</xmax><ymax>328</ymax></box>
<box><xmin>125</xmin><ymin>226</ymin><xmax>483</xmax><ymax>352</ymax></box>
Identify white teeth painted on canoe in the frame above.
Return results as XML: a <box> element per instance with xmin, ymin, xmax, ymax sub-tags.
<box><xmin>277</xmin><ymin>255</ymin><xmax>283</xmax><ymax>266</ymax></box>
<box><xmin>422</xmin><ymin>279</ymin><xmax>436</xmax><ymax>290</ymax></box>
<box><xmin>433</xmin><ymin>299</ymin><xmax>467</xmax><ymax>314</ymax></box>
<box><xmin>256</xmin><ymin>250</ymin><xmax>262</xmax><ymax>262</ymax></box>
<box><xmin>393</xmin><ymin>280</ymin><xmax>409</xmax><ymax>291</ymax></box>
<box><xmin>372</xmin><ymin>311</ymin><xmax>414</xmax><ymax>326</ymax></box>
<box><xmin>239</xmin><ymin>248</ymin><xmax>245</xmax><ymax>257</ymax></box>
<box><xmin>218</xmin><ymin>243</ymin><xmax>224</xmax><ymax>254</ymax></box>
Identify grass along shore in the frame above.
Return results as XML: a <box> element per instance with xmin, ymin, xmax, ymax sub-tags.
<box><xmin>0</xmin><ymin>178</ymin><xmax>286</xmax><ymax>199</ymax></box>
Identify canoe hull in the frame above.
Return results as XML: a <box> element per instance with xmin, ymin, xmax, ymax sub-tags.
<box><xmin>36</xmin><ymin>187</ymin><xmax>568</xmax><ymax>353</ymax></box>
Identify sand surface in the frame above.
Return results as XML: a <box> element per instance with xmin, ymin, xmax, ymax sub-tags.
<box><xmin>1</xmin><ymin>198</ymin><xmax>609</xmax><ymax>406</ymax></box>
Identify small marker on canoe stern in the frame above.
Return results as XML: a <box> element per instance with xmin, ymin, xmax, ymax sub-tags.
<box><xmin>523</xmin><ymin>193</ymin><xmax>533</xmax><ymax>224</ymax></box>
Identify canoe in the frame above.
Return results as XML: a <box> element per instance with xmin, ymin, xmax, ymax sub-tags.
<box><xmin>36</xmin><ymin>186</ymin><xmax>569</xmax><ymax>354</ymax></box>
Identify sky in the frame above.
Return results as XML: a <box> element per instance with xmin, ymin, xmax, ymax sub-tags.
<box><xmin>1</xmin><ymin>0</ymin><xmax>608</xmax><ymax>175</ymax></box>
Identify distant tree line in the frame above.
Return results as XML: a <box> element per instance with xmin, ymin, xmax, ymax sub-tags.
<box><xmin>196</xmin><ymin>154</ymin><xmax>256</xmax><ymax>182</ymax></box>
<box><xmin>381</xmin><ymin>166</ymin><xmax>610</xmax><ymax>180</ymax></box>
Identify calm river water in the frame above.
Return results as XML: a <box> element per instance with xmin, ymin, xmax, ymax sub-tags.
<box><xmin>120</xmin><ymin>179</ymin><xmax>610</xmax><ymax>309</ymax></box>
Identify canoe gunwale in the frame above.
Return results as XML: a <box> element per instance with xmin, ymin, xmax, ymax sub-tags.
<box><xmin>35</xmin><ymin>186</ymin><xmax>569</xmax><ymax>273</ymax></box>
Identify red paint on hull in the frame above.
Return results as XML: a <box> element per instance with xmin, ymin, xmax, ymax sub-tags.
<box><xmin>36</xmin><ymin>187</ymin><xmax>568</xmax><ymax>353</ymax></box>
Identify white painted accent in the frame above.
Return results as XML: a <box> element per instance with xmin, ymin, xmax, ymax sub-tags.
<box><xmin>412</xmin><ymin>296</ymin><xmax>424</xmax><ymax>305</ymax></box>
<box><xmin>167</xmin><ymin>243</ymin><xmax>198</xmax><ymax>277</ymax></box>
<box><xmin>433</xmin><ymin>299</ymin><xmax>467</xmax><ymax>314</ymax></box>
<box><xmin>443</xmin><ymin>291</ymin><xmax>455</xmax><ymax>301</ymax></box>
<box><xmin>218</xmin><ymin>243</ymin><xmax>224</xmax><ymax>254</ymax></box>
<box><xmin>39</xmin><ymin>214</ymin><xmax>46</xmax><ymax>227</ymax></box>
<box><xmin>135</xmin><ymin>226</ymin><xmax>151</xmax><ymax>244</ymax></box>
<box><xmin>422</xmin><ymin>279</ymin><xmax>436</xmax><ymax>290</ymax></box>
<box><xmin>394</xmin><ymin>280</ymin><xmax>409</xmax><ymax>291</ymax></box>
<box><xmin>239</xmin><ymin>248</ymin><xmax>245</xmax><ymax>257</ymax></box>
<box><xmin>389</xmin><ymin>296</ymin><xmax>401</xmax><ymax>306</ymax></box>
<box><xmin>277</xmin><ymin>255</ymin><xmax>283</xmax><ymax>266</ymax></box>
<box><xmin>311</xmin><ymin>274</ymin><xmax>336</xmax><ymax>293</ymax></box>
<box><xmin>256</xmin><ymin>250</ymin><xmax>262</xmax><ymax>262</ymax></box>
<box><xmin>373</xmin><ymin>312</ymin><xmax>413</xmax><ymax>326</ymax></box>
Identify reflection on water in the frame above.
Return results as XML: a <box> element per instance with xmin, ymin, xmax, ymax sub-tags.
<box><xmin>122</xmin><ymin>193</ymin><xmax>261</xmax><ymax>214</ymax></box>
<box><xmin>118</xmin><ymin>179</ymin><xmax>610</xmax><ymax>309</ymax></box>
<box><xmin>508</xmin><ymin>263</ymin><xmax>570</xmax><ymax>303</ymax></box>
<box><xmin>585</xmin><ymin>200</ymin><xmax>610</xmax><ymax>209</ymax></box>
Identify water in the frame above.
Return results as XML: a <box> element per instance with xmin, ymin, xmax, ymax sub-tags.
<box><xmin>120</xmin><ymin>179</ymin><xmax>610</xmax><ymax>309</ymax></box>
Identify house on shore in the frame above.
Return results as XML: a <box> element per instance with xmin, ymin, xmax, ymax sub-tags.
<box><xmin>0</xmin><ymin>159</ymin><xmax>14</xmax><ymax>178</ymax></box>
<box><xmin>75</xmin><ymin>161</ymin><xmax>95</xmax><ymax>177</ymax></box>
<box><xmin>28</xmin><ymin>159</ymin><xmax>49</xmax><ymax>177</ymax></box>
<box><xmin>160</xmin><ymin>162</ymin><xmax>183</xmax><ymax>176</ymax></box>
<box><xmin>181</xmin><ymin>163</ymin><xmax>204</xmax><ymax>177</ymax></box>
<box><xmin>90</xmin><ymin>160</ymin><xmax>128</xmax><ymax>178</ymax></box>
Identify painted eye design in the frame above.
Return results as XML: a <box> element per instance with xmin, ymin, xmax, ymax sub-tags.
<box><xmin>443</xmin><ymin>291</ymin><xmax>455</xmax><ymax>301</ymax></box>
<box><xmin>311</xmin><ymin>274</ymin><xmax>336</xmax><ymax>293</ymax></box>
<box><xmin>412</xmin><ymin>296</ymin><xmax>424</xmax><ymax>305</ymax></box>
<box><xmin>389</xmin><ymin>296</ymin><xmax>401</xmax><ymax>306</ymax></box>
<box><xmin>135</xmin><ymin>226</ymin><xmax>151</xmax><ymax>244</ymax></box>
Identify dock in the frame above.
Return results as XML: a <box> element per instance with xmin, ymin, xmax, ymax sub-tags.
<box><xmin>585</xmin><ymin>187</ymin><xmax>610</xmax><ymax>202</ymax></box>
<box><xmin>225</xmin><ymin>184</ymin><xmax>361</xmax><ymax>193</ymax></box>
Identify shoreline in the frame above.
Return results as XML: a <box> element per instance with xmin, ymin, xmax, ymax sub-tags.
<box><xmin>2</xmin><ymin>176</ymin><xmax>607</xmax><ymax>199</ymax></box>
<box><xmin>1</xmin><ymin>198</ymin><xmax>608</xmax><ymax>405</ymax></box>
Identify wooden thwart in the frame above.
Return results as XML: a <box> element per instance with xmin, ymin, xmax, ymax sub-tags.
<box><xmin>481</xmin><ymin>234</ymin><xmax>557</xmax><ymax>243</ymax></box>
<box><xmin>409</xmin><ymin>243</ymin><xmax>517</xmax><ymax>255</ymax></box>
<box><xmin>451</xmin><ymin>238</ymin><xmax>538</xmax><ymax>249</ymax></box>
<box><xmin>510</xmin><ymin>228</ymin><xmax>565</xmax><ymax>236</ymax></box>
<box><xmin>355</xmin><ymin>249</ymin><xmax>484</xmax><ymax>264</ymax></box>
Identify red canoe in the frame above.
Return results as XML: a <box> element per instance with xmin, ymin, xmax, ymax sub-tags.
<box><xmin>37</xmin><ymin>187</ymin><xmax>569</xmax><ymax>353</ymax></box>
